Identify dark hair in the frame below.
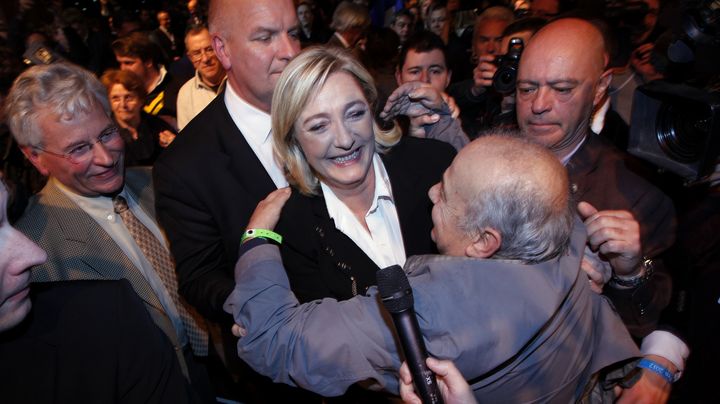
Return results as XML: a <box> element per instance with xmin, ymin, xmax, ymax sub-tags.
<box><xmin>390</xmin><ymin>8</ymin><xmax>413</xmax><ymax>25</ymax></box>
<box><xmin>111</xmin><ymin>32</ymin><xmax>161</xmax><ymax>67</ymax></box>
<box><xmin>398</xmin><ymin>31</ymin><xmax>448</xmax><ymax>70</ymax></box>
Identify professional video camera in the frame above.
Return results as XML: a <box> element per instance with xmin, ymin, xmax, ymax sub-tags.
<box><xmin>627</xmin><ymin>0</ymin><xmax>720</xmax><ymax>183</ymax></box>
<box><xmin>492</xmin><ymin>38</ymin><xmax>524</xmax><ymax>94</ymax></box>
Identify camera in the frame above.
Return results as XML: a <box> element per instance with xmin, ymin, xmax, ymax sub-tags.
<box><xmin>492</xmin><ymin>38</ymin><xmax>524</xmax><ymax>94</ymax></box>
<box><xmin>628</xmin><ymin>81</ymin><xmax>720</xmax><ymax>182</ymax></box>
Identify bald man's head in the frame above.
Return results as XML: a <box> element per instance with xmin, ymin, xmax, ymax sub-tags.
<box><xmin>208</xmin><ymin>0</ymin><xmax>300</xmax><ymax>112</ymax></box>
<box><xmin>429</xmin><ymin>132</ymin><xmax>573</xmax><ymax>262</ymax></box>
<box><xmin>516</xmin><ymin>18</ymin><xmax>612</xmax><ymax>157</ymax></box>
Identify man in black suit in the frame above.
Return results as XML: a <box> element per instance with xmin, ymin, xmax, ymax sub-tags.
<box><xmin>152</xmin><ymin>1</ymin><xmax>309</xmax><ymax>400</ymax></box>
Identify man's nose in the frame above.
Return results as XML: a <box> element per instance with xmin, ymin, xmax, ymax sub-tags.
<box><xmin>277</xmin><ymin>33</ymin><xmax>300</xmax><ymax>61</ymax></box>
<box><xmin>92</xmin><ymin>141</ymin><xmax>115</xmax><ymax>166</ymax></box>
<box><xmin>531</xmin><ymin>87</ymin><xmax>552</xmax><ymax>114</ymax></box>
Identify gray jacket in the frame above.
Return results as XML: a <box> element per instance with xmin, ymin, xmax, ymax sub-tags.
<box><xmin>224</xmin><ymin>220</ymin><xmax>639</xmax><ymax>402</ymax></box>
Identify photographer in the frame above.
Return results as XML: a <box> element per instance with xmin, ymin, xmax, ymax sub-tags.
<box><xmin>449</xmin><ymin>17</ymin><xmax>546</xmax><ymax>138</ymax></box>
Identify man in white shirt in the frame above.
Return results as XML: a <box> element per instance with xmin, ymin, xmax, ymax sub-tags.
<box><xmin>152</xmin><ymin>1</ymin><xmax>320</xmax><ymax>400</ymax></box>
<box><xmin>5</xmin><ymin>62</ymin><xmax>212</xmax><ymax>402</ymax></box>
<box><xmin>176</xmin><ymin>26</ymin><xmax>226</xmax><ymax>130</ymax></box>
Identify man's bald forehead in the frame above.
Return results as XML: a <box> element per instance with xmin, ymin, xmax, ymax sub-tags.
<box><xmin>526</xmin><ymin>18</ymin><xmax>608</xmax><ymax>72</ymax></box>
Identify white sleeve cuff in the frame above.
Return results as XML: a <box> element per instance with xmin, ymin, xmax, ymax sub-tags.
<box><xmin>641</xmin><ymin>330</ymin><xmax>690</xmax><ymax>373</ymax></box>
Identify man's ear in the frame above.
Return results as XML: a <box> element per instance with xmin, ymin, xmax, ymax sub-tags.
<box><xmin>593</xmin><ymin>69</ymin><xmax>613</xmax><ymax>108</ymax></box>
<box><xmin>212</xmin><ymin>34</ymin><xmax>232</xmax><ymax>70</ymax></box>
<box><xmin>444</xmin><ymin>68</ymin><xmax>452</xmax><ymax>89</ymax></box>
<box><xmin>465</xmin><ymin>228</ymin><xmax>501</xmax><ymax>258</ymax></box>
<box><xmin>20</xmin><ymin>145</ymin><xmax>50</xmax><ymax>176</ymax></box>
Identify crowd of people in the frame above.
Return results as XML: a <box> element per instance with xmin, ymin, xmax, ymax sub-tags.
<box><xmin>0</xmin><ymin>0</ymin><xmax>717</xmax><ymax>403</ymax></box>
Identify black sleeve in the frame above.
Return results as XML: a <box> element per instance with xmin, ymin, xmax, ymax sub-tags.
<box><xmin>153</xmin><ymin>159</ymin><xmax>235</xmax><ymax>321</ymax></box>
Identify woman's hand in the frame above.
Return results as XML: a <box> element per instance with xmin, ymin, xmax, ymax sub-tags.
<box><xmin>246</xmin><ymin>187</ymin><xmax>292</xmax><ymax>231</ymax></box>
<box><xmin>159</xmin><ymin>130</ymin><xmax>176</xmax><ymax>148</ymax></box>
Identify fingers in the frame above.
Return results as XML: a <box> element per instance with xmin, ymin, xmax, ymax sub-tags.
<box><xmin>576</xmin><ymin>201</ymin><xmax>599</xmax><ymax>220</ymax></box>
<box><xmin>581</xmin><ymin>257</ymin><xmax>605</xmax><ymax>294</ymax></box>
<box><xmin>247</xmin><ymin>187</ymin><xmax>292</xmax><ymax>230</ymax></box>
<box><xmin>231</xmin><ymin>323</ymin><xmax>247</xmax><ymax>338</ymax></box>
<box><xmin>399</xmin><ymin>362</ymin><xmax>422</xmax><ymax>404</ymax></box>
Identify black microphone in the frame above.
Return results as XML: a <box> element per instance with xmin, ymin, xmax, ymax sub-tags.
<box><xmin>377</xmin><ymin>265</ymin><xmax>443</xmax><ymax>404</ymax></box>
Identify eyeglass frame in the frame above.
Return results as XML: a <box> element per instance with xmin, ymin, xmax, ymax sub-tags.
<box><xmin>33</xmin><ymin>125</ymin><xmax>123</xmax><ymax>165</ymax></box>
<box><xmin>188</xmin><ymin>46</ymin><xmax>215</xmax><ymax>62</ymax></box>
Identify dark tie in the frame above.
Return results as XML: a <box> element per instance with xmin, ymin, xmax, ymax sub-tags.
<box><xmin>113</xmin><ymin>195</ymin><xmax>208</xmax><ymax>356</ymax></box>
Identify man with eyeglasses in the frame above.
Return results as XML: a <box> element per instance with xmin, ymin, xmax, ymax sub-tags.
<box><xmin>176</xmin><ymin>26</ymin><xmax>226</xmax><ymax>130</ymax></box>
<box><xmin>5</xmin><ymin>62</ymin><xmax>214</xmax><ymax>403</ymax></box>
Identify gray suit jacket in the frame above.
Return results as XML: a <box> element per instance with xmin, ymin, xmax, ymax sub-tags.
<box><xmin>224</xmin><ymin>219</ymin><xmax>640</xmax><ymax>402</ymax></box>
<box><xmin>16</xmin><ymin>168</ymin><xmax>190</xmax><ymax>378</ymax></box>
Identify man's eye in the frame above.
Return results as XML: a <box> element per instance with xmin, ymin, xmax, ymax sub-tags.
<box><xmin>68</xmin><ymin>144</ymin><xmax>90</xmax><ymax>157</ymax></box>
<box><xmin>554</xmin><ymin>87</ymin><xmax>573</xmax><ymax>94</ymax></box>
<box><xmin>288</xmin><ymin>30</ymin><xmax>300</xmax><ymax>40</ymax></box>
<box><xmin>517</xmin><ymin>87</ymin><xmax>535</xmax><ymax>94</ymax></box>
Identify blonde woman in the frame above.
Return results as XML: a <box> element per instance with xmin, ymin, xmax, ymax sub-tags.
<box><xmin>269</xmin><ymin>46</ymin><xmax>455</xmax><ymax>303</ymax></box>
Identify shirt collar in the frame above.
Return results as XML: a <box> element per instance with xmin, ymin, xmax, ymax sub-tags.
<box><xmin>224</xmin><ymin>82</ymin><xmax>272</xmax><ymax>144</ymax></box>
<box><xmin>333</xmin><ymin>32</ymin><xmax>350</xmax><ymax>48</ymax></box>
<box><xmin>148</xmin><ymin>65</ymin><xmax>168</xmax><ymax>94</ymax></box>
<box><xmin>52</xmin><ymin>177</ymin><xmax>129</xmax><ymax>214</ymax></box>
<box><xmin>321</xmin><ymin>154</ymin><xmax>394</xmax><ymax>223</ymax></box>
<box><xmin>194</xmin><ymin>70</ymin><xmax>226</xmax><ymax>93</ymax></box>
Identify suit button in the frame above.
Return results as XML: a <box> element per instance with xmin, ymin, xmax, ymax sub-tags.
<box><xmin>570</xmin><ymin>183</ymin><xmax>578</xmax><ymax>194</ymax></box>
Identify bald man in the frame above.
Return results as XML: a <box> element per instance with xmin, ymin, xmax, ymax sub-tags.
<box><xmin>516</xmin><ymin>18</ymin><xmax>684</xmax><ymax>402</ymax></box>
<box><xmin>153</xmin><ymin>0</ymin><xmax>300</xmax><ymax>320</ymax></box>
<box><xmin>224</xmin><ymin>134</ymin><xmax>639</xmax><ymax>401</ymax></box>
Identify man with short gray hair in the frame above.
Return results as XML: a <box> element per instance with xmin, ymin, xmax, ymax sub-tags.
<box><xmin>224</xmin><ymin>133</ymin><xmax>639</xmax><ymax>402</ymax></box>
<box><xmin>176</xmin><ymin>26</ymin><xmax>226</xmax><ymax>130</ymax></box>
<box><xmin>6</xmin><ymin>62</ymin><xmax>212</xmax><ymax>402</ymax></box>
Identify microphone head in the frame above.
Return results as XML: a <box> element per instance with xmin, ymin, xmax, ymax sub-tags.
<box><xmin>376</xmin><ymin>264</ymin><xmax>414</xmax><ymax>313</ymax></box>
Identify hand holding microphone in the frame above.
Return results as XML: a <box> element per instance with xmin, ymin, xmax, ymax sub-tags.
<box><xmin>377</xmin><ymin>265</ymin><xmax>443</xmax><ymax>404</ymax></box>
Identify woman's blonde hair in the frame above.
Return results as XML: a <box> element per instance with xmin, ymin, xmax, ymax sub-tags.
<box><xmin>272</xmin><ymin>46</ymin><xmax>401</xmax><ymax>196</ymax></box>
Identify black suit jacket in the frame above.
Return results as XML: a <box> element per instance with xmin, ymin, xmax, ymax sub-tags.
<box><xmin>567</xmin><ymin>134</ymin><xmax>676</xmax><ymax>338</ymax></box>
<box><xmin>0</xmin><ymin>280</ymin><xmax>191</xmax><ymax>404</ymax></box>
<box><xmin>276</xmin><ymin>137</ymin><xmax>455</xmax><ymax>302</ymax></box>
<box><xmin>154</xmin><ymin>92</ymin><xmax>276</xmax><ymax>320</ymax></box>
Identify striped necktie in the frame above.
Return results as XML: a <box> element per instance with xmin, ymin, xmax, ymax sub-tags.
<box><xmin>113</xmin><ymin>195</ymin><xmax>208</xmax><ymax>356</ymax></box>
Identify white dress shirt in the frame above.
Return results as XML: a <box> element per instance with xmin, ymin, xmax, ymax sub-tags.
<box><xmin>224</xmin><ymin>83</ymin><xmax>288</xmax><ymax>188</ymax></box>
<box><xmin>54</xmin><ymin>179</ymin><xmax>188</xmax><ymax>347</ymax></box>
<box><xmin>321</xmin><ymin>154</ymin><xmax>406</xmax><ymax>269</ymax></box>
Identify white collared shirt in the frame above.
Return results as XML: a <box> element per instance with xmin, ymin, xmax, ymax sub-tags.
<box><xmin>54</xmin><ymin>179</ymin><xmax>188</xmax><ymax>347</ymax></box>
<box><xmin>224</xmin><ymin>83</ymin><xmax>288</xmax><ymax>188</ymax></box>
<box><xmin>148</xmin><ymin>65</ymin><xmax>168</xmax><ymax>95</ymax></box>
<box><xmin>320</xmin><ymin>154</ymin><xmax>406</xmax><ymax>268</ymax></box>
<box><xmin>176</xmin><ymin>71</ymin><xmax>224</xmax><ymax>130</ymax></box>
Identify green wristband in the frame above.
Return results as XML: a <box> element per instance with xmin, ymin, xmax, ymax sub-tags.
<box><xmin>241</xmin><ymin>228</ymin><xmax>282</xmax><ymax>245</ymax></box>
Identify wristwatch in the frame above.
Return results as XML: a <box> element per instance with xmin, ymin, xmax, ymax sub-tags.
<box><xmin>609</xmin><ymin>257</ymin><xmax>655</xmax><ymax>288</ymax></box>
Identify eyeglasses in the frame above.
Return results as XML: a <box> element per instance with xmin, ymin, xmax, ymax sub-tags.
<box><xmin>35</xmin><ymin>126</ymin><xmax>123</xmax><ymax>165</ymax></box>
<box><xmin>188</xmin><ymin>46</ymin><xmax>215</xmax><ymax>62</ymax></box>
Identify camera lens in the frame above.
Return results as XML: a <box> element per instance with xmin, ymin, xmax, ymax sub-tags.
<box><xmin>493</xmin><ymin>67</ymin><xmax>517</xmax><ymax>94</ymax></box>
<box><xmin>656</xmin><ymin>101</ymin><xmax>712</xmax><ymax>163</ymax></box>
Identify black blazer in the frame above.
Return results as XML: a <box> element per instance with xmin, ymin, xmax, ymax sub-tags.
<box><xmin>153</xmin><ymin>92</ymin><xmax>276</xmax><ymax>320</ymax></box>
<box><xmin>275</xmin><ymin>137</ymin><xmax>456</xmax><ymax>302</ymax></box>
<box><xmin>0</xmin><ymin>280</ymin><xmax>191</xmax><ymax>404</ymax></box>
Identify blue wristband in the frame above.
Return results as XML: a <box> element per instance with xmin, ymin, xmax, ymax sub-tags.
<box><xmin>637</xmin><ymin>358</ymin><xmax>676</xmax><ymax>384</ymax></box>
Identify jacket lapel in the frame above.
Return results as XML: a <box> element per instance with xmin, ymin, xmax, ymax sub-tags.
<box><xmin>40</xmin><ymin>182</ymin><xmax>166</xmax><ymax>313</ymax></box>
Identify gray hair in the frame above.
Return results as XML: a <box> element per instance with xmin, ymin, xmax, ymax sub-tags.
<box><xmin>461</xmin><ymin>132</ymin><xmax>574</xmax><ymax>264</ymax></box>
<box><xmin>330</xmin><ymin>1</ymin><xmax>371</xmax><ymax>33</ymax></box>
<box><xmin>4</xmin><ymin>62</ymin><xmax>111</xmax><ymax>147</ymax></box>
